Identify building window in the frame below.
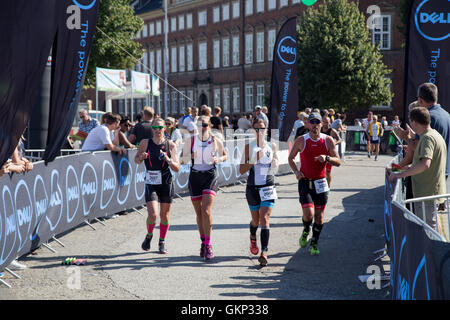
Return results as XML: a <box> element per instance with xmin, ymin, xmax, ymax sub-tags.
<box><xmin>245</xmin><ymin>33</ymin><xmax>253</xmax><ymax>64</ymax></box>
<box><xmin>256</xmin><ymin>31</ymin><xmax>264</xmax><ymax>62</ymax></box>
<box><xmin>149</xmin><ymin>22</ymin><xmax>155</xmax><ymax>36</ymax></box>
<box><xmin>222</xmin><ymin>37</ymin><xmax>230</xmax><ymax>67</ymax></box>
<box><xmin>245</xmin><ymin>0</ymin><xmax>253</xmax><ymax>16</ymax></box>
<box><xmin>232</xmin><ymin>35</ymin><xmax>239</xmax><ymax>65</ymax></box>
<box><xmin>232</xmin><ymin>1</ymin><xmax>240</xmax><ymax>19</ymax></box>
<box><xmin>187</xmin><ymin>89</ymin><xmax>194</xmax><ymax>107</ymax></box>
<box><xmin>186</xmin><ymin>13</ymin><xmax>193</xmax><ymax>29</ymax></box>
<box><xmin>143</xmin><ymin>24</ymin><xmax>148</xmax><ymax>38</ymax></box>
<box><xmin>223</xmin><ymin>87</ymin><xmax>230</xmax><ymax>113</ymax></box>
<box><xmin>199</xmin><ymin>41</ymin><xmax>207</xmax><ymax>70</ymax></box>
<box><xmin>172</xmin><ymin>91</ymin><xmax>178</xmax><ymax>114</ymax></box>
<box><xmin>171</xmin><ymin>17</ymin><xmax>177</xmax><ymax>32</ymax></box>
<box><xmin>156</xmin><ymin>21</ymin><xmax>162</xmax><ymax>35</ymax></box>
<box><xmin>156</xmin><ymin>49</ymin><xmax>162</xmax><ymax>74</ymax></box>
<box><xmin>179</xmin><ymin>89</ymin><xmax>186</xmax><ymax>112</ymax></box>
<box><xmin>149</xmin><ymin>50</ymin><xmax>155</xmax><ymax>73</ymax></box>
<box><xmin>179</xmin><ymin>45</ymin><xmax>185</xmax><ymax>72</ymax></box>
<box><xmin>280</xmin><ymin>0</ymin><xmax>288</xmax><ymax>7</ymax></box>
<box><xmin>222</xmin><ymin>3</ymin><xmax>230</xmax><ymax>21</ymax></box>
<box><xmin>268</xmin><ymin>0</ymin><xmax>276</xmax><ymax>10</ymax></box>
<box><xmin>268</xmin><ymin>29</ymin><xmax>276</xmax><ymax>61</ymax></box>
<box><xmin>187</xmin><ymin>43</ymin><xmax>193</xmax><ymax>71</ymax></box>
<box><xmin>256</xmin><ymin>0</ymin><xmax>264</xmax><ymax>13</ymax></box>
<box><xmin>171</xmin><ymin>46</ymin><xmax>177</xmax><ymax>73</ymax></box>
<box><xmin>198</xmin><ymin>10</ymin><xmax>207</xmax><ymax>27</ymax></box>
<box><xmin>213</xmin><ymin>39</ymin><xmax>220</xmax><ymax>68</ymax></box>
<box><xmin>245</xmin><ymin>83</ymin><xmax>253</xmax><ymax>112</ymax></box>
<box><xmin>213</xmin><ymin>6</ymin><xmax>220</xmax><ymax>23</ymax></box>
<box><xmin>232</xmin><ymin>87</ymin><xmax>240</xmax><ymax>113</ymax></box>
<box><xmin>214</xmin><ymin>88</ymin><xmax>221</xmax><ymax>107</ymax></box>
<box><xmin>178</xmin><ymin>15</ymin><xmax>185</xmax><ymax>30</ymax></box>
<box><xmin>164</xmin><ymin>91</ymin><xmax>170</xmax><ymax>114</ymax></box>
<box><xmin>256</xmin><ymin>84</ymin><xmax>265</xmax><ymax>106</ymax></box>
<box><xmin>372</xmin><ymin>15</ymin><xmax>391</xmax><ymax>50</ymax></box>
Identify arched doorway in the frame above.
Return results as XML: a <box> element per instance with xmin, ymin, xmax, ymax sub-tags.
<box><xmin>199</xmin><ymin>93</ymin><xmax>208</xmax><ymax>106</ymax></box>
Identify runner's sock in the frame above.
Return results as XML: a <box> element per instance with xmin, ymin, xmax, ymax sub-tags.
<box><xmin>200</xmin><ymin>234</ymin><xmax>206</xmax><ymax>244</ymax></box>
<box><xmin>250</xmin><ymin>222</ymin><xmax>258</xmax><ymax>238</ymax></box>
<box><xmin>146</xmin><ymin>219</ymin><xmax>156</xmax><ymax>237</ymax></box>
<box><xmin>302</xmin><ymin>218</ymin><xmax>313</xmax><ymax>233</ymax></box>
<box><xmin>311</xmin><ymin>223</ymin><xmax>323</xmax><ymax>244</ymax></box>
<box><xmin>159</xmin><ymin>221</ymin><xmax>170</xmax><ymax>241</ymax></box>
<box><xmin>205</xmin><ymin>236</ymin><xmax>211</xmax><ymax>246</ymax></box>
<box><xmin>260</xmin><ymin>227</ymin><xmax>270</xmax><ymax>252</ymax></box>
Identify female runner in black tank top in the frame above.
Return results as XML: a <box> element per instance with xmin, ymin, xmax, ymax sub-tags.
<box><xmin>135</xmin><ymin>118</ymin><xmax>180</xmax><ymax>254</ymax></box>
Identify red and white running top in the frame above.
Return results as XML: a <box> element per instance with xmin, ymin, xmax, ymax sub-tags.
<box><xmin>300</xmin><ymin>133</ymin><xmax>329</xmax><ymax>180</ymax></box>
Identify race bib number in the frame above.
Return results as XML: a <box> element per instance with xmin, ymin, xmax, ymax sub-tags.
<box><xmin>145</xmin><ymin>170</ymin><xmax>162</xmax><ymax>185</ymax></box>
<box><xmin>314</xmin><ymin>178</ymin><xmax>329</xmax><ymax>194</ymax></box>
<box><xmin>259</xmin><ymin>186</ymin><xmax>278</xmax><ymax>201</ymax></box>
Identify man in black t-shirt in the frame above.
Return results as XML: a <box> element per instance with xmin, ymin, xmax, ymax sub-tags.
<box><xmin>129</xmin><ymin>106</ymin><xmax>154</xmax><ymax>145</ymax></box>
<box><xmin>211</xmin><ymin>106</ymin><xmax>224</xmax><ymax>139</ymax></box>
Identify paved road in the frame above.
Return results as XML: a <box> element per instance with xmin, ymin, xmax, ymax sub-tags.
<box><xmin>0</xmin><ymin>152</ymin><xmax>391</xmax><ymax>300</ymax></box>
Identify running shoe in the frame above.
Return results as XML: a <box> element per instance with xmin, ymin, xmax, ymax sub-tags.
<box><xmin>368</xmin><ymin>152</ymin><xmax>371</xmax><ymax>158</ymax></box>
<box><xmin>375</xmin><ymin>155</ymin><xmax>378</xmax><ymax>161</ymax></box>
<box><xmin>141</xmin><ymin>235</ymin><xmax>152</xmax><ymax>251</ymax></box>
<box><xmin>299</xmin><ymin>231</ymin><xmax>309</xmax><ymax>248</ymax></box>
<box><xmin>200</xmin><ymin>243</ymin><xmax>206</xmax><ymax>258</ymax></box>
<box><xmin>204</xmin><ymin>245</ymin><xmax>214</xmax><ymax>261</ymax></box>
<box><xmin>258</xmin><ymin>251</ymin><xmax>268</xmax><ymax>267</ymax></box>
<box><xmin>309</xmin><ymin>242</ymin><xmax>320</xmax><ymax>256</ymax></box>
<box><xmin>158</xmin><ymin>240</ymin><xmax>168</xmax><ymax>254</ymax></box>
<box><xmin>250</xmin><ymin>236</ymin><xmax>259</xmax><ymax>255</ymax></box>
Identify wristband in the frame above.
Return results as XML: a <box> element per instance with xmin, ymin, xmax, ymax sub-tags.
<box><xmin>326</xmin><ymin>155</ymin><xmax>330</xmax><ymax>163</ymax></box>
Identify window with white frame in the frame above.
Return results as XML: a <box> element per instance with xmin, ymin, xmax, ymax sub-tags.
<box><xmin>172</xmin><ymin>91</ymin><xmax>178</xmax><ymax>113</ymax></box>
<box><xmin>178</xmin><ymin>15</ymin><xmax>185</xmax><ymax>30</ymax></box>
<box><xmin>214</xmin><ymin>88</ymin><xmax>221</xmax><ymax>107</ymax></box>
<box><xmin>232</xmin><ymin>1</ymin><xmax>240</xmax><ymax>19</ymax></box>
<box><xmin>222</xmin><ymin>37</ymin><xmax>230</xmax><ymax>67</ymax></box>
<box><xmin>268</xmin><ymin>29</ymin><xmax>276</xmax><ymax>61</ymax></box>
<box><xmin>164</xmin><ymin>91</ymin><xmax>170</xmax><ymax>114</ymax></box>
<box><xmin>198</xmin><ymin>10</ymin><xmax>207</xmax><ymax>26</ymax></box>
<box><xmin>143</xmin><ymin>50</ymin><xmax>148</xmax><ymax>71</ymax></box>
<box><xmin>213</xmin><ymin>7</ymin><xmax>220</xmax><ymax>23</ymax></box>
<box><xmin>187</xmin><ymin>43</ymin><xmax>193</xmax><ymax>71</ymax></box>
<box><xmin>268</xmin><ymin>0</ymin><xmax>276</xmax><ymax>10</ymax></box>
<box><xmin>171</xmin><ymin>46</ymin><xmax>177</xmax><ymax>73</ymax></box>
<box><xmin>256</xmin><ymin>0</ymin><xmax>264</xmax><ymax>13</ymax></box>
<box><xmin>187</xmin><ymin>89</ymin><xmax>194</xmax><ymax>107</ymax></box>
<box><xmin>149</xmin><ymin>50</ymin><xmax>155</xmax><ymax>72</ymax></box>
<box><xmin>280</xmin><ymin>0</ymin><xmax>288</xmax><ymax>7</ymax></box>
<box><xmin>372</xmin><ymin>15</ymin><xmax>391</xmax><ymax>50</ymax></box>
<box><xmin>171</xmin><ymin>17</ymin><xmax>177</xmax><ymax>32</ymax></box>
<box><xmin>213</xmin><ymin>39</ymin><xmax>220</xmax><ymax>68</ymax></box>
<box><xmin>232</xmin><ymin>87</ymin><xmax>240</xmax><ymax>112</ymax></box>
<box><xmin>143</xmin><ymin>24</ymin><xmax>148</xmax><ymax>38</ymax></box>
<box><xmin>136</xmin><ymin>30</ymin><xmax>141</xmax><ymax>40</ymax></box>
<box><xmin>232</xmin><ymin>35</ymin><xmax>239</xmax><ymax>65</ymax></box>
<box><xmin>186</xmin><ymin>13</ymin><xmax>193</xmax><ymax>29</ymax></box>
<box><xmin>179</xmin><ymin>45</ymin><xmax>185</xmax><ymax>72</ymax></box>
<box><xmin>156</xmin><ymin>49</ymin><xmax>162</xmax><ymax>74</ymax></box>
<box><xmin>223</xmin><ymin>87</ymin><xmax>230</xmax><ymax>113</ymax></box>
<box><xmin>245</xmin><ymin>0</ymin><xmax>253</xmax><ymax>16</ymax></box>
<box><xmin>256</xmin><ymin>31</ymin><xmax>264</xmax><ymax>62</ymax></box>
<box><xmin>179</xmin><ymin>89</ymin><xmax>186</xmax><ymax>111</ymax></box>
<box><xmin>149</xmin><ymin>22</ymin><xmax>155</xmax><ymax>36</ymax></box>
<box><xmin>222</xmin><ymin>3</ymin><xmax>230</xmax><ymax>21</ymax></box>
<box><xmin>256</xmin><ymin>84</ymin><xmax>265</xmax><ymax>106</ymax></box>
<box><xmin>156</xmin><ymin>21</ymin><xmax>162</xmax><ymax>34</ymax></box>
<box><xmin>245</xmin><ymin>33</ymin><xmax>253</xmax><ymax>64</ymax></box>
<box><xmin>199</xmin><ymin>41</ymin><xmax>207</xmax><ymax>70</ymax></box>
<box><xmin>245</xmin><ymin>83</ymin><xmax>253</xmax><ymax>111</ymax></box>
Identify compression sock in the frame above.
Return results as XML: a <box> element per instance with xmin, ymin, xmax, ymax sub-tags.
<box><xmin>200</xmin><ymin>234</ymin><xmax>206</xmax><ymax>244</ymax></box>
<box><xmin>302</xmin><ymin>218</ymin><xmax>313</xmax><ymax>234</ymax></box>
<box><xmin>204</xmin><ymin>236</ymin><xmax>211</xmax><ymax>246</ymax></box>
<box><xmin>146</xmin><ymin>219</ymin><xmax>156</xmax><ymax>237</ymax></box>
<box><xmin>159</xmin><ymin>221</ymin><xmax>170</xmax><ymax>241</ymax></box>
<box><xmin>311</xmin><ymin>223</ymin><xmax>323</xmax><ymax>244</ymax></box>
<box><xmin>250</xmin><ymin>222</ymin><xmax>258</xmax><ymax>239</ymax></box>
<box><xmin>260</xmin><ymin>227</ymin><xmax>270</xmax><ymax>252</ymax></box>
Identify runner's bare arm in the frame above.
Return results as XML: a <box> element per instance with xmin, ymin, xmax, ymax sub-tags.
<box><xmin>167</xmin><ymin>140</ymin><xmax>180</xmax><ymax>172</ymax></box>
<box><xmin>217</xmin><ymin>139</ymin><xmax>227</xmax><ymax>163</ymax></box>
<box><xmin>269</xmin><ymin>142</ymin><xmax>279</xmax><ymax>175</ymax></box>
<box><xmin>288</xmin><ymin>136</ymin><xmax>305</xmax><ymax>179</ymax></box>
<box><xmin>134</xmin><ymin>139</ymin><xmax>148</xmax><ymax>164</ymax></box>
<box><xmin>326</xmin><ymin>136</ymin><xmax>341</xmax><ymax>167</ymax></box>
<box><xmin>239</xmin><ymin>144</ymin><xmax>252</xmax><ymax>175</ymax></box>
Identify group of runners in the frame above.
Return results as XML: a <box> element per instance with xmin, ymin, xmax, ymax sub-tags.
<box><xmin>134</xmin><ymin>112</ymin><xmax>341</xmax><ymax>266</ymax></box>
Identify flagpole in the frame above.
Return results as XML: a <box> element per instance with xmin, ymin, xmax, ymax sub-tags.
<box><xmin>95</xmin><ymin>67</ymin><xmax>98</xmax><ymax>112</ymax></box>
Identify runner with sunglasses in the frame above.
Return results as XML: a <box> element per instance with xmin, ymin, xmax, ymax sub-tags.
<box><xmin>181</xmin><ymin>115</ymin><xmax>227</xmax><ymax>261</ymax></box>
<box><xmin>239</xmin><ymin>118</ymin><xmax>279</xmax><ymax>266</ymax></box>
<box><xmin>288</xmin><ymin>113</ymin><xmax>341</xmax><ymax>255</ymax></box>
<box><xmin>135</xmin><ymin>118</ymin><xmax>180</xmax><ymax>254</ymax></box>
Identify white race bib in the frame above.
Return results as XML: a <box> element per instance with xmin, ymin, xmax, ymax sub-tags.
<box><xmin>259</xmin><ymin>186</ymin><xmax>278</xmax><ymax>201</ymax></box>
<box><xmin>145</xmin><ymin>170</ymin><xmax>162</xmax><ymax>185</ymax></box>
<box><xmin>314</xmin><ymin>178</ymin><xmax>329</xmax><ymax>194</ymax></box>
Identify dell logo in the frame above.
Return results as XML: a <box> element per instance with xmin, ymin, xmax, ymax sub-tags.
<box><xmin>414</xmin><ymin>0</ymin><xmax>450</xmax><ymax>41</ymax></box>
<box><xmin>277</xmin><ymin>36</ymin><xmax>297</xmax><ymax>65</ymax></box>
<box><xmin>420</xmin><ymin>12</ymin><xmax>450</xmax><ymax>24</ymax></box>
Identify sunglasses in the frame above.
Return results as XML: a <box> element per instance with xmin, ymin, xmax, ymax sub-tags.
<box><xmin>152</xmin><ymin>125</ymin><xmax>165</xmax><ymax>130</ymax></box>
<box><xmin>309</xmin><ymin>119</ymin><xmax>321</xmax><ymax>124</ymax></box>
<box><xmin>197</xmin><ymin>123</ymin><xmax>209</xmax><ymax>128</ymax></box>
<box><xmin>254</xmin><ymin>128</ymin><xmax>266</xmax><ymax>132</ymax></box>
<box><xmin>165</xmin><ymin>123</ymin><xmax>171</xmax><ymax>126</ymax></box>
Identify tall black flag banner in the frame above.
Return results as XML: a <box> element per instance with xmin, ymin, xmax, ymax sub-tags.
<box><xmin>403</xmin><ymin>0</ymin><xmax>449</xmax><ymax>119</ymax></box>
<box><xmin>269</xmin><ymin>16</ymin><xmax>299</xmax><ymax>142</ymax></box>
<box><xmin>43</xmin><ymin>0</ymin><xmax>99</xmax><ymax>164</ymax></box>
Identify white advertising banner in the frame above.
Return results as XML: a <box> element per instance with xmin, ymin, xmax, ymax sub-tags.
<box><xmin>96</xmin><ymin>67</ymin><xmax>127</xmax><ymax>92</ymax></box>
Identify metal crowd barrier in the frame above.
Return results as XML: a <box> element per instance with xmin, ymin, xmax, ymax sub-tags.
<box><xmin>24</xmin><ymin>149</ymin><xmax>83</xmax><ymax>162</ymax></box>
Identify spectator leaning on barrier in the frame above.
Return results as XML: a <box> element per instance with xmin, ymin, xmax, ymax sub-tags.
<box><xmin>128</xmin><ymin>106</ymin><xmax>154</xmax><ymax>145</ymax></box>
<box><xmin>78</xmin><ymin>108</ymin><xmax>99</xmax><ymax>135</ymax></box>
<box><xmin>392</xmin><ymin>115</ymin><xmax>401</xmax><ymax>128</ymax></box>
<box><xmin>82</xmin><ymin>113</ymin><xmax>126</xmax><ymax>155</ymax></box>
<box><xmin>211</xmin><ymin>106</ymin><xmax>224</xmax><ymax>139</ymax></box>
<box><xmin>165</xmin><ymin>117</ymin><xmax>183</xmax><ymax>147</ymax></box>
<box><xmin>389</xmin><ymin>107</ymin><xmax>446</xmax><ymax>229</ymax></box>
<box><xmin>118</xmin><ymin>115</ymin><xmax>136</xmax><ymax>149</ymax></box>
<box><xmin>238</xmin><ymin>113</ymin><xmax>250</xmax><ymax>132</ymax></box>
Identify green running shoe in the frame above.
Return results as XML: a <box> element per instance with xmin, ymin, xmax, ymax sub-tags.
<box><xmin>309</xmin><ymin>242</ymin><xmax>320</xmax><ymax>255</ymax></box>
<box><xmin>299</xmin><ymin>231</ymin><xmax>309</xmax><ymax>248</ymax></box>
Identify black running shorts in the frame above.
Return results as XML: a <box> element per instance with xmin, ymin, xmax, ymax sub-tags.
<box><xmin>298</xmin><ymin>179</ymin><xmax>328</xmax><ymax>208</ymax></box>
<box><xmin>145</xmin><ymin>183</ymin><xmax>174</xmax><ymax>203</ymax></box>
<box><xmin>188</xmin><ymin>168</ymin><xmax>218</xmax><ymax>200</ymax></box>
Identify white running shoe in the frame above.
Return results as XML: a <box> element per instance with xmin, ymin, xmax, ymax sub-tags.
<box><xmin>8</xmin><ymin>259</ymin><xmax>27</xmax><ymax>270</ymax></box>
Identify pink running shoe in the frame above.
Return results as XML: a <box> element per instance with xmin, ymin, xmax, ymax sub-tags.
<box><xmin>204</xmin><ymin>245</ymin><xmax>214</xmax><ymax>261</ymax></box>
<box><xmin>250</xmin><ymin>237</ymin><xmax>259</xmax><ymax>255</ymax></box>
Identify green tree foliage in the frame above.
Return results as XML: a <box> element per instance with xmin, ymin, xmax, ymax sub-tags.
<box><xmin>84</xmin><ymin>0</ymin><xmax>144</xmax><ymax>88</ymax></box>
<box><xmin>297</xmin><ymin>0</ymin><xmax>392</xmax><ymax>112</ymax></box>
<box><xmin>397</xmin><ymin>0</ymin><xmax>414</xmax><ymax>41</ymax></box>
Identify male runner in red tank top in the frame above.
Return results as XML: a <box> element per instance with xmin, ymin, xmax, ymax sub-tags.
<box><xmin>288</xmin><ymin>112</ymin><xmax>341</xmax><ymax>255</ymax></box>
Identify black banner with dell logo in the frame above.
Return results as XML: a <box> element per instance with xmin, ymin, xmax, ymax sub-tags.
<box><xmin>403</xmin><ymin>0</ymin><xmax>449</xmax><ymax>118</ymax></box>
<box><xmin>269</xmin><ymin>16</ymin><xmax>299</xmax><ymax>142</ymax></box>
